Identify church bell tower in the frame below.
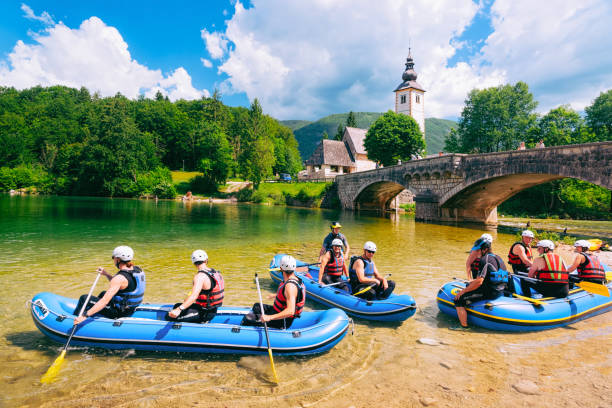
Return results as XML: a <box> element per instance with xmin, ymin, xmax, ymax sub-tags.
<box><xmin>394</xmin><ymin>49</ymin><xmax>425</xmax><ymax>136</ymax></box>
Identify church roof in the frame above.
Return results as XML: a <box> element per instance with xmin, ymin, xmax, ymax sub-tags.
<box><xmin>343</xmin><ymin>126</ymin><xmax>368</xmax><ymax>155</ymax></box>
<box><xmin>304</xmin><ymin>139</ymin><xmax>355</xmax><ymax>167</ymax></box>
<box><xmin>394</xmin><ymin>49</ymin><xmax>425</xmax><ymax>92</ymax></box>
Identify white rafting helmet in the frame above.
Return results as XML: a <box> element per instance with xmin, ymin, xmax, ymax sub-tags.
<box><xmin>364</xmin><ymin>241</ymin><xmax>377</xmax><ymax>253</ymax></box>
<box><xmin>331</xmin><ymin>238</ymin><xmax>344</xmax><ymax>247</ymax></box>
<box><xmin>112</xmin><ymin>245</ymin><xmax>134</xmax><ymax>262</ymax></box>
<box><xmin>480</xmin><ymin>233</ymin><xmax>493</xmax><ymax>243</ymax></box>
<box><xmin>537</xmin><ymin>240</ymin><xmax>555</xmax><ymax>251</ymax></box>
<box><xmin>522</xmin><ymin>230</ymin><xmax>535</xmax><ymax>238</ymax></box>
<box><xmin>279</xmin><ymin>255</ymin><xmax>296</xmax><ymax>272</ymax></box>
<box><xmin>191</xmin><ymin>249</ymin><xmax>208</xmax><ymax>264</ymax></box>
<box><xmin>574</xmin><ymin>240</ymin><xmax>591</xmax><ymax>249</ymax></box>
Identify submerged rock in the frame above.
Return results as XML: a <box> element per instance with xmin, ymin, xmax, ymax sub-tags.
<box><xmin>417</xmin><ymin>338</ymin><xmax>439</xmax><ymax>346</ymax></box>
<box><xmin>439</xmin><ymin>361</ymin><xmax>452</xmax><ymax>369</ymax></box>
<box><xmin>420</xmin><ymin>397</ymin><xmax>437</xmax><ymax>406</ymax></box>
<box><xmin>513</xmin><ymin>380</ymin><xmax>540</xmax><ymax>395</ymax></box>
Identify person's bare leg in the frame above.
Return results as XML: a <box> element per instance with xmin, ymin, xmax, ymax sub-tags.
<box><xmin>456</xmin><ymin>306</ymin><xmax>468</xmax><ymax>327</ymax></box>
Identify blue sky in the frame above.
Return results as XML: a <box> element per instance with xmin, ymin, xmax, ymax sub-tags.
<box><xmin>1</xmin><ymin>1</ymin><xmax>611</xmax><ymax>120</ymax></box>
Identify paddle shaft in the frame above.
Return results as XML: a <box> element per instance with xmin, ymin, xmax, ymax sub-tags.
<box><xmin>254</xmin><ymin>274</ymin><xmax>279</xmax><ymax>384</ymax></box>
<box><xmin>353</xmin><ymin>274</ymin><xmax>391</xmax><ymax>296</ymax></box>
<box><xmin>64</xmin><ymin>271</ymin><xmax>103</xmax><ymax>349</ymax></box>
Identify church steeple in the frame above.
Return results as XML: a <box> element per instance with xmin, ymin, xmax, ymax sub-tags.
<box><xmin>402</xmin><ymin>48</ymin><xmax>418</xmax><ymax>82</ymax></box>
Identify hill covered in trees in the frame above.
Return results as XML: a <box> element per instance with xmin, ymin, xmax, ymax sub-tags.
<box><xmin>282</xmin><ymin>113</ymin><xmax>456</xmax><ymax>159</ymax></box>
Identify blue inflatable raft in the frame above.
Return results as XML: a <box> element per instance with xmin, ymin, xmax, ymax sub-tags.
<box><xmin>30</xmin><ymin>292</ymin><xmax>351</xmax><ymax>355</ymax></box>
<box><xmin>269</xmin><ymin>254</ymin><xmax>416</xmax><ymax>322</ymax></box>
<box><xmin>437</xmin><ymin>272</ymin><xmax>612</xmax><ymax>331</ymax></box>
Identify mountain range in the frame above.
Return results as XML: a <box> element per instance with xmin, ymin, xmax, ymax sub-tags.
<box><xmin>281</xmin><ymin>113</ymin><xmax>457</xmax><ymax>160</ymax></box>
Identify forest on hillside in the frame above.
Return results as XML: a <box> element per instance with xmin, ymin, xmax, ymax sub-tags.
<box><xmin>0</xmin><ymin>86</ymin><xmax>302</xmax><ymax>197</ymax></box>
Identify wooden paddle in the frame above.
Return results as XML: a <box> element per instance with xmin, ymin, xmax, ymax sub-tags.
<box><xmin>41</xmin><ymin>270</ymin><xmax>103</xmax><ymax>384</ymax></box>
<box><xmin>512</xmin><ymin>293</ymin><xmax>543</xmax><ymax>306</ymax></box>
<box><xmin>270</xmin><ymin>262</ymin><xmax>319</xmax><ymax>272</ymax></box>
<box><xmin>254</xmin><ymin>273</ymin><xmax>279</xmax><ymax>384</ymax></box>
<box><xmin>352</xmin><ymin>274</ymin><xmax>391</xmax><ymax>296</ymax></box>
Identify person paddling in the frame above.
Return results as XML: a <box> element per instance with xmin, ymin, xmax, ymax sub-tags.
<box><xmin>349</xmin><ymin>241</ymin><xmax>395</xmax><ymax>300</ymax></box>
<box><xmin>508</xmin><ymin>230</ymin><xmax>534</xmax><ymax>274</ymax></box>
<box><xmin>566</xmin><ymin>240</ymin><xmax>606</xmax><ymax>284</ymax></box>
<box><xmin>318</xmin><ymin>238</ymin><xmax>350</xmax><ymax>291</ymax></box>
<box><xmin>454</xmin><ymin>240</ymin><xmax>508</xmax><ymax>328</ymax></box>
<box><xmin>521</xmin><ymin>240</ymin><xmax>569</xmax><ymax>298</ymax></box>
<box><xmin>166</xmin><ymin>250</ymin><xmax>224</xmax><ymax>323</ymax></box>
<box><xmin>242</xmin><ymin>255</ymin><xmax>306</xmax><ymax>329</ymax></box>
<box><xmin>465</xmin><ymin>233</ymin><xmax>493</xmax><ymax>279</ymax></box>
<box><xmin>73</xmin><ymin>246</ymin><xmax>145</xmax><ymax>325</ymax></box>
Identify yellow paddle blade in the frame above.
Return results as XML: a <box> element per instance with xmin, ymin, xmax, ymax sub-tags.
<box><xmin>576</xmin><ymin>281</ymin><xmax>610</xmax><ymax>297</ymax></box>
<box><xmin>512</xmin><ymin>293</ymin><xmax>543</xmax><ymax>306</ymax></box>
<box><xmin>606</xmin><ymin>271</ymin><xmax>612</xmax><ymax>281</ymax></box>
<box><xmin>267</xmin><ymin>349</ymin><xmax>279</xmax><ymax>384</ymax></box>
<box><xmin>40</xmin><ymin>350</ymin><xmax>66</xmax><ymax>384</ymax></box>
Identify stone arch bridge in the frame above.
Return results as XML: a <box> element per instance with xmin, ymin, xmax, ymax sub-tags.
<box><xmin>335</xmin><ymin>141</ymin><xmax>612</xmax><ymax>224</ymax></box>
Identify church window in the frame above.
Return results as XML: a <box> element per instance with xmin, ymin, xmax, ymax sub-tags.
<box><xmin>400</xmin><ymin>94</ymin><xmax>406</xmax><ymax>104</ymax></box>
<box><xmin>416</xmin><ymin>94</ymin><xmax>420</xmax><ymax>103</ymax></box>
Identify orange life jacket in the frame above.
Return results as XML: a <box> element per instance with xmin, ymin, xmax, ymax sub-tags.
<box><xmin>273</xmin><ymin>278</ymin><xmax>306</xmax><ymax>318</ymax></box>
<box><xmin>577</xmin><ymin>252</ymin><xmax>605</xmax><ymax>281</ymax></box>
<box><xmin>536</xmin><ymin>253</ymin><xmax>569</xmax><ymax>284</ymax></box>
<box><xmin>195</xmin><ymin>269</ymin><xmax>224</xmax><ymax>309</ymax></box>
<box><xmin>508</xmin><ymin>242</ymin><xmax>533</xmax><ymax>268</ymax></box>
<box><xmin>324</xmin><ymin>250</ymin><xmax>344</xmax><ymax>276</ymax></box>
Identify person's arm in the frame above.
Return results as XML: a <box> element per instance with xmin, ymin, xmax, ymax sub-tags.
<box><xmin>528</xmin><ymin>258</ymin><xmax>541</xmax><ymax>278</ymax></box>
<box><xmin>566</xmin><ymin>254</ymin><xmax>584</xmax><ymax>273</ymax></box>
<box><xmin>262</xmin><ymin>284</ymin><xmax>298</xmax><ymax>322</ymax></box>
<box><xmin>318</xmin><ymin>252</ymin><xmax>330</xmax><ymax>284</ymax></box>
<box><xmin>343</xmin><ymin>237</ymin><xmax>350</xmax><ymax>260</ymax></box>
<box><xmin>372</xmin><ymin>262</ymin><xmax>388</xmax><ymax>289</ymax></box>
<box><xmin>454</xmin><ymin>277</ymin><xmax>484</xmax><ymax>300</ymax></box>
<box><xmin>355</xmin><ymin>259</ymin><xmax>379</xmax><ymax>285</ymax></box>
<box><xmin>168</xmin><ymin>273</ymin><xmax>210</xmax><ymax>318</ymax></box>
<box><xmin>99</xmin><ymin>267</ymin><xmax>113</xmax><ymax>281</ymax></box>
<box><xmin>515</xmin><ymin>246</ymin><xmax>533</xmax><ymax>268</ymax></box>
<box><xmin>320</xmin><ymin>234</ymin><xmax>331</xmax><ymax>256</ymax></box>
<box><xmin>74</xmin><ymin>275</ymin><xmax>127</xmax><ymax>324</ymax></box>
<box><xmin>465</xmin><ymin>251</ymin><xmax>478</xmax><ymax>279</ymax></box>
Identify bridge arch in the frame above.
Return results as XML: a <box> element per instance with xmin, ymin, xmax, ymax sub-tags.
<box><xmin>354</xmin><ymin>180</ymin><xmax>412</xmax><ymax>210</ymax></box>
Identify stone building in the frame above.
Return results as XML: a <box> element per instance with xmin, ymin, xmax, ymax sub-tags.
<box><xmin>300</xmin><ymin>127</ymin><xmax>376</xmax><ymax>180</ymax></box>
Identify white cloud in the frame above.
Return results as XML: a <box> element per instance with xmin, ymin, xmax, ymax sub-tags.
<box><xmin>201</xmin><ymin>57</ymin><xmax>213</xmax><ymax>68</ymax></box>
<box><xmin>478</xmin><ymin>0</ymin><xmax>612</xmax><ymax>112</ymax></box>
<box><xmin>203</xmin><ymin>0</ymin><xmax>611</xmax><ymax>119</ymax></box>
<box><xmin>201</xmin><ymin>28</ymin><xmax>228</xmax><ymax>60</ymax></box>
<box><xmin>0</xmin><ymin>16</ymin><xmax>208</xmax><ymax>101</ymax></box>
<box><xmin>205</xmin><ymin>0</ymin><xmax>502</xmax><ymax>119</ymax></box>
<box><xmin>21</xmin><ymin>3</ymin><xmax>55</xmax><ymax>26</ymax></box>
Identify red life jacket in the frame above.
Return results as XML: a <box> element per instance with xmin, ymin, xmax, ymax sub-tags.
<box><xmin>273</xmin><ymin>277</ymin><xmax>306</xmax><ymax>318</ymax></box>
<box><xmin>577</xmin><ymin>252</ymin><xmax>605</xmax><ymax>281</ymax></box>
<box><xmin>324</xmin><ymin>250</ymin><xmax>344</xmax><ymax>276</ymax></box>
<box><xmin>536</xmin><ymin>253</ymin><xmax>569</xmax><ymax>284</ymax></box>
<box><xmin>195</xmin><ymin>269</ymin><xmax>224</xmax><ymax>309</ymax></box>
<box><xmin>508</xmin><ymin>242</ymin><xmax>533</xmax><ymax>267</ymax></box>
<box><xmin>470</xmin><ymin>257</ymin><xmax>480</xmax><ymax>277</ymax></box>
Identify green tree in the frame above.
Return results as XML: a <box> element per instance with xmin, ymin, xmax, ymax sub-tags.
<box><xmin>585</xmin><ymin>89</ymin><xmax>612</xmax><ymax>141</ymax></box>
<box><xmin>346</xmin><ymin>111</ymin><xmax>357</xmax><ymax>128</ymax></box>
<box><xmin>193</xmin><ymin>122</ymin><xmax>232</xmax><ymax>191</ymax></box>
<box><xmin>322</xmin><ymin>130</ymin><xmax>329</xmax><ymax>140</ymax></box>
<box><xmin>529</xmin><ymin>105</ymin><xmax>593</xmax><ymax>147</ymax></box>
<box><xmin>444</xmin><ymin>82</ymin><xmax>538</xmax><ymax>153</ymax></box>
<box><xmin>364</xmin><ymin>110</ymin><xmax>425</xmax><ymax>166</ymax></box>
<box><xmin>334</xmin><ymin>123</ymin><xmax>344</xmax><ymax>141</ymax></box>
<box><xmin>240</xmin><ymin>99</ymin><xmax>275</xmax><ymax>187</ymax></box>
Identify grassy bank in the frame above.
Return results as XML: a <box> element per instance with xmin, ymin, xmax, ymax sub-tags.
<box><xmin>237</xmin><ymin>182</ymin><xmax>332</xmax><ymax>206</ymax></box>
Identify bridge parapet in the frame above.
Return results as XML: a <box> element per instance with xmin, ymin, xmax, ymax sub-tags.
<box><xmin>335</xmin><ymin>141</ymin><xmax>612</xmax><ymax>224</ymax></box>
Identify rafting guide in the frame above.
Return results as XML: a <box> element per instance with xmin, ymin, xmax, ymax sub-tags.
<box><xmin>319</xmin><ymin>221</ymin><xmax>350</xmax><ymax>260</ymax></box>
